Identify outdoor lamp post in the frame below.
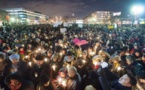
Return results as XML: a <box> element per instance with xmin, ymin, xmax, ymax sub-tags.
<box><xmin>131</xmin><ymin>5</ymin><xmax>145</xmax><ymax>25</ymax></box>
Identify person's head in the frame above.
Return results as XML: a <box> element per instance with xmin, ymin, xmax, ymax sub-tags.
<box><xmin>68</xmin><ymin>66</ymin><xmax>77</xmax><ymax>78</ymax></box>
<box><xmin>59</xmin><ymin>68</ymin><xmax>67</xmax><ymax>78</ymax></box>
<box><xmin>66</xmin><ymin>51</ymin><xmax>73</xmax><ymax>59</ymax></box>
<box><xmin>0</xmin><ymin>52</ymin><xmax>5</xmax><ymax>63</ymax></box>
<box><xmin>77</xmin><ymin>60</ymin><xmax>84</xmax><ymax>69</ymax></box>
<box><xmin>126</xmin><ymin>55</ymin><xmax>135</xmax><ymax>65</ymax></box>
<box><xmin>134</xmin><ymin>43</ymin><xmax>138</xmax><ymax>49</ymax></box>
<box><xmin>52</xmin><ymin>54</ymin><xmax>60</xmax><ymax>62</ymax></box>
<box><xmin>47</xmin><ymin>50</ymin><xmax>53</xmax><ymax>57</ymax></box>
<box><xmin>9</xmin><ymin>54</ymin><xmax>20</xmax><ymax>65</ymax></box>
<box><xmin>35</xmin><ymin>54</ymin><xmax>45</xmax><ymax>66</ymax></box>
<box><xmin>5</xmin><ymin>73</ymin><xmax>23</xmax><ymax>90</ymax></box>
<box><xmin>82</xmin><ymin>51</ymin><xmax>87</xmax><ymax>58</ymax></box>
<box><xmin>136</xmin><ymin>72</ymin><xmax>145</xmax><ymax>84</ymax></box>
<box><xmin>118</xmin><ymin>73</ymin><xmax>137</xmax><ymax>87</ymax></box>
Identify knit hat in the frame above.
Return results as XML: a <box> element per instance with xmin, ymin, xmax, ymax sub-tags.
<box><xmin>9</xmin><ymin>54</ymin><xmax>20</xmax><ymax>61</ymax></box>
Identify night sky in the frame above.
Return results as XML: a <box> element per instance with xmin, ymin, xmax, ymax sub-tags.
<box><xmin>0</xmin><ymin>0</ymin><xmax>144</xmax><ymax>18</ymax></box>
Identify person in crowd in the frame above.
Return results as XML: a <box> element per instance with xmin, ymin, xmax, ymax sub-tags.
<box><xmin>5</xmin><ymin>73</ymin><xmax>35</xmax><ymax>90</ymax></box>
<box><xmin>137</xmin><ymin>54</ymin><xmax>145</xmax><ymax>70</ymax></box>
<box><xmin>9</xmin><ymin>53</ymin><xmax>20</xmax><ymax>73</ymax></box>
<box><xmin>135</xmin><ymin>72</ymin><xmax>145</xmax><ymax>90</ymax></box>
<box><xmin>37</xmin><ymin>74</ymin><xmax>57</xmax><ymax>90</ymax></box>
<box><xmin>97</xmin><ymin>67</ymin><xmax>137</xmax><ymax>90</ymax></box>
<box><xmin>29</xmin><ymin>53</ymin><xmax>52</xmax><ymax>87</ymax></box>
<box><xmin>0</xmin><ymin>52</ymin><xmax>12</xmax><ymax>89</ymax></box>
<box><xmin>63</xmin><ymin>51</ymin><xmax>76</xmax><ymax>67</ymax></box>
<box><xmin>126</xmin><ymin>55</ymin><xmax>145</xmax><ymax>75</ymax></box>
<box><xmin>50</xmin><ymin>53</ymin><xmax>62</xmax><ymax>79</ymax></box>
<box><xmin>65</xmin><ymin>66</ymin><xmax>82</xmax><ymax>90</ymax></box>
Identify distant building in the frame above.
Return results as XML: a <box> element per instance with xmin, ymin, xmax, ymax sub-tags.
<box><xmin>1</xmin><ymin>8</ymin><xmax>48</xmax><ymax>24</ymax></box>
<box><xmin>84</xmin><ymin>11</ymin><xmax>121</xmax><ymax>25</ymax></box>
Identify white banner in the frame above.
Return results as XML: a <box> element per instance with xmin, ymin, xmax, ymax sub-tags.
<box><xmin>60</xmin><ymin>28</ymin><xmax>67</xmax><ymax>33</ymax></box>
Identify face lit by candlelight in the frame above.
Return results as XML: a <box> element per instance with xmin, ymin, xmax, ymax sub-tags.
<box><xmin>36</xmin><ymin>60</ymin><xmax>44</xmax><ymax>67</ymax></box>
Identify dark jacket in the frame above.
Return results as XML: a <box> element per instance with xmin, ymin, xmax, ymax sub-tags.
<box><xmin>29</xmin><ymin>62</ymin><xmax>52</xmax><ymax>86</ymax></box>
<box><xmin>111</xmin><ymin>80</ymin><xmax>131</xmax><ymax>90</ymax></box>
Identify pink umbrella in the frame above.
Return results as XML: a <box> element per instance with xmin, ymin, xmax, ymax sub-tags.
<box><xmin>80</xmin><ymin>40</ymin><xmax>88</xmax><ymax>45</ymax></box>
<box><xmin>73</xmin><ymin>38</ymin><xmax>80</xmax><ymax>43</ymax></box>
<box><xmin>75</xmin><ymin>40</ymin><xmax>88</xmax><ymax>46</ymax></box>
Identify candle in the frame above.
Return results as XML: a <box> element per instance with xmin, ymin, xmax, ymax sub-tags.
<box><xmin>25</xmin><ymin>55</ymin><xmax>28</xmax><ymax>59</ymax></box>
<box><xmin>35</xmin><ymin>72</ymin><xmax>38</xmax><ymax>77</ymax></box>
<box><xmin>52</xmin><ymin>65</ymin><xmax>56</xmax><ymax>71</ymax></box>
<box><xmin>79</xmin><ymin>54</ymin><xmax>82</xmax><ymax>57</ymax></box>
<box><xmin>117</xmin><ymin>67</ymin><xmax>121</xmax><ymax>71</ymax></box>
<box><xmin>90</xmin><ymin>52</ymin><xmax>95</xmax><ymax>56</ymax></box>
<box><xmin>38</xmin><ymin>48</ymin><xmax>41</xmax><ymax>51</ymax></box>
<box><xmin>94</xmin><ymin>62</ymin><xmax>98</xmax><ymax>66</ymax></box>
<box><xmin>60</xmin><ymin>52</ymin><xmax>63</xmax><ymax>56</ymax></box>
<box><xmin>58</xmin><ymin>78</ymin><xmax>62</xmax><ymax>83</ymax></box>
<box><xmin>62</xmin><ymin>81</ymin><xmax>67</xmax><ymax>87</ymax></box>
<box><xmin>28</xmin><ymin>62</ymin><xmax>32</xmax><ymax>66</ymax></box>
<box><xmin>22</xmin><ymin>44</ymin><xmax>24</xmax><ymax>47</ymax></box>
<box><xmin>44</xmin><ymin>58</ymin><xmax>48</xmax><ymax>62</ymax></box>
<box><xmin>82</xmin><ymin>60</ymin><xmax>86</xmax><ymax>64</ymax></box>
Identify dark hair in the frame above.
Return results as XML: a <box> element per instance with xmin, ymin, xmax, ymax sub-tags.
<box><xmin>5</xmin><ymin>73</ymin><xmax>23</xmax><ymax>85</ymax></box>
<box><xmin>136</xmin><ymin>71</ymin><xmax>145</xmax><ymax>79</ymax></box>
<box><xmin>127</xmin><ymin>73</ymin><xmax>137</xmax><ymax>86</ymax></box>
<box><xmin>35</xmin><ymin>54</ymin><xmax>45</xmax><ymax>60</ymax></box>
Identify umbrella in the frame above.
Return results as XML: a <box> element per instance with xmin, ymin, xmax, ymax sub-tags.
<box><xmin>75</xmin><ymin>40</ymin><xmax>88</xmax><ymax>46</ymax></box>
<box><xmin>73</xmin><ymin>38</ymin><xmax>80</xmax><ymax>43</ymax></box>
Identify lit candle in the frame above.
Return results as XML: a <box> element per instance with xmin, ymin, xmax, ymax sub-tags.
<box><xmin>94</xmin><ymin>62</ymin><xmax>98</xmax><ymax>66</ymax></box>
<box><xmin>117</xmin><ymin>67</ymin><xmax>121</xmax><ymax>71</ymax></box>
<box><xmin>38</xmin><ymin>48</ymin><xmax>41</xmax><ymax>51</ymax></box>
<box><xmin>90</xmin><ymin>52</ymin><xmax>95</xmax><ymax>56</ymax></box>
<box><xmin>35</xmin><ymin>50</ymin><xmax>38</xmax><ymax>53</ymax></box>
<box><xmin>25</xmin><ymin>55</ymin><xmax>28</xmax><ymax>59</ymax></box>
<box><xmin>28</xmin><ymin>62</ymin><xmax>32</xmax><ymax>66</ymax></box>
<box><xmin>79</xmin><ymin>54</ymin><xmax>82</xmax><ymax>57</ymax></box>
<box><xmin>58</xmin><ymin>78</ymin><xmax>62</xmax><ymax>83</ymax></box>
<box><xmin>52</xmin><ymin>65</ymin><xmax>56</xmax><ymax>71</ymax></box>
<box><xmin>44</xmin><ymin>58</ymin><xmax>48</xmax><ymax>62</ymax></box>
<box><xmin>35</xmin><ymin>72</ymin><xmax>38</xmax><ymax>77</ymax></box>
<box><xmin>66</xmin><ymin>64</ymin><xmax>70</xmax><ymax>69</ymax></box>
<box><xmin>82</xmin><ymin>60</ymin><xmax>86</xmax><ymax>64</ymax></box>
<box><xmin>62</xmin><ymin>80</ymin><xmax>67</xmax><ymax>87</ymax></box>
<box><xmin>22</xmin><ymin>44</ymin><xmax>24</xmax><ymax>47</ymax></box>
<box><xmin>60</xmin><ymin>52</ymin><xmax>63</xmax><ymax>56</ymax></box>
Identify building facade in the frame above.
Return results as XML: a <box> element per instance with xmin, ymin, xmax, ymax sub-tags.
<box><xmin>84</xmin><ymin>11</ymin><xmax>122</xmax><ymax>25</ymax></box>
<box><xmin>2</xmin><ymin>8</ymin><xmax>48</xmax><ymax>24</ymax></box>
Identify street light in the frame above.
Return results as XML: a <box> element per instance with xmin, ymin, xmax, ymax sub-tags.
<box><xmin>131</xmin><ymin>5</ymin><xmax>144</xmax><ymax>15</ymax></box>
<box><xmin>130</xmin><ymin>5</ymin><xmax>145</xmax><ymax>25</ymax></box>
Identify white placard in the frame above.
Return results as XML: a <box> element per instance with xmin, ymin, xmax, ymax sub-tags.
<box><xmin>63</xmin><ymin>23</ymin><xmax>68</xmax><ymax>27</ymax></box>
<box><xmin>60</xmin><ymin>28</ymin><xmax>67</xmax><ymax>33</ymax></box>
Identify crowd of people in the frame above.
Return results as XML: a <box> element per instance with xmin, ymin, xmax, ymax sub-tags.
<box><xmin>0</xmin><ymin>24</ymin><xmax>145</xmax><ymax>90</ymax></box>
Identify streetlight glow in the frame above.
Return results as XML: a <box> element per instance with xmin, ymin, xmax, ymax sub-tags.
<box><xmin>131</xmin><ymin>5</ymin><xmax>145</xmax><ymax>15</ymax></box>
